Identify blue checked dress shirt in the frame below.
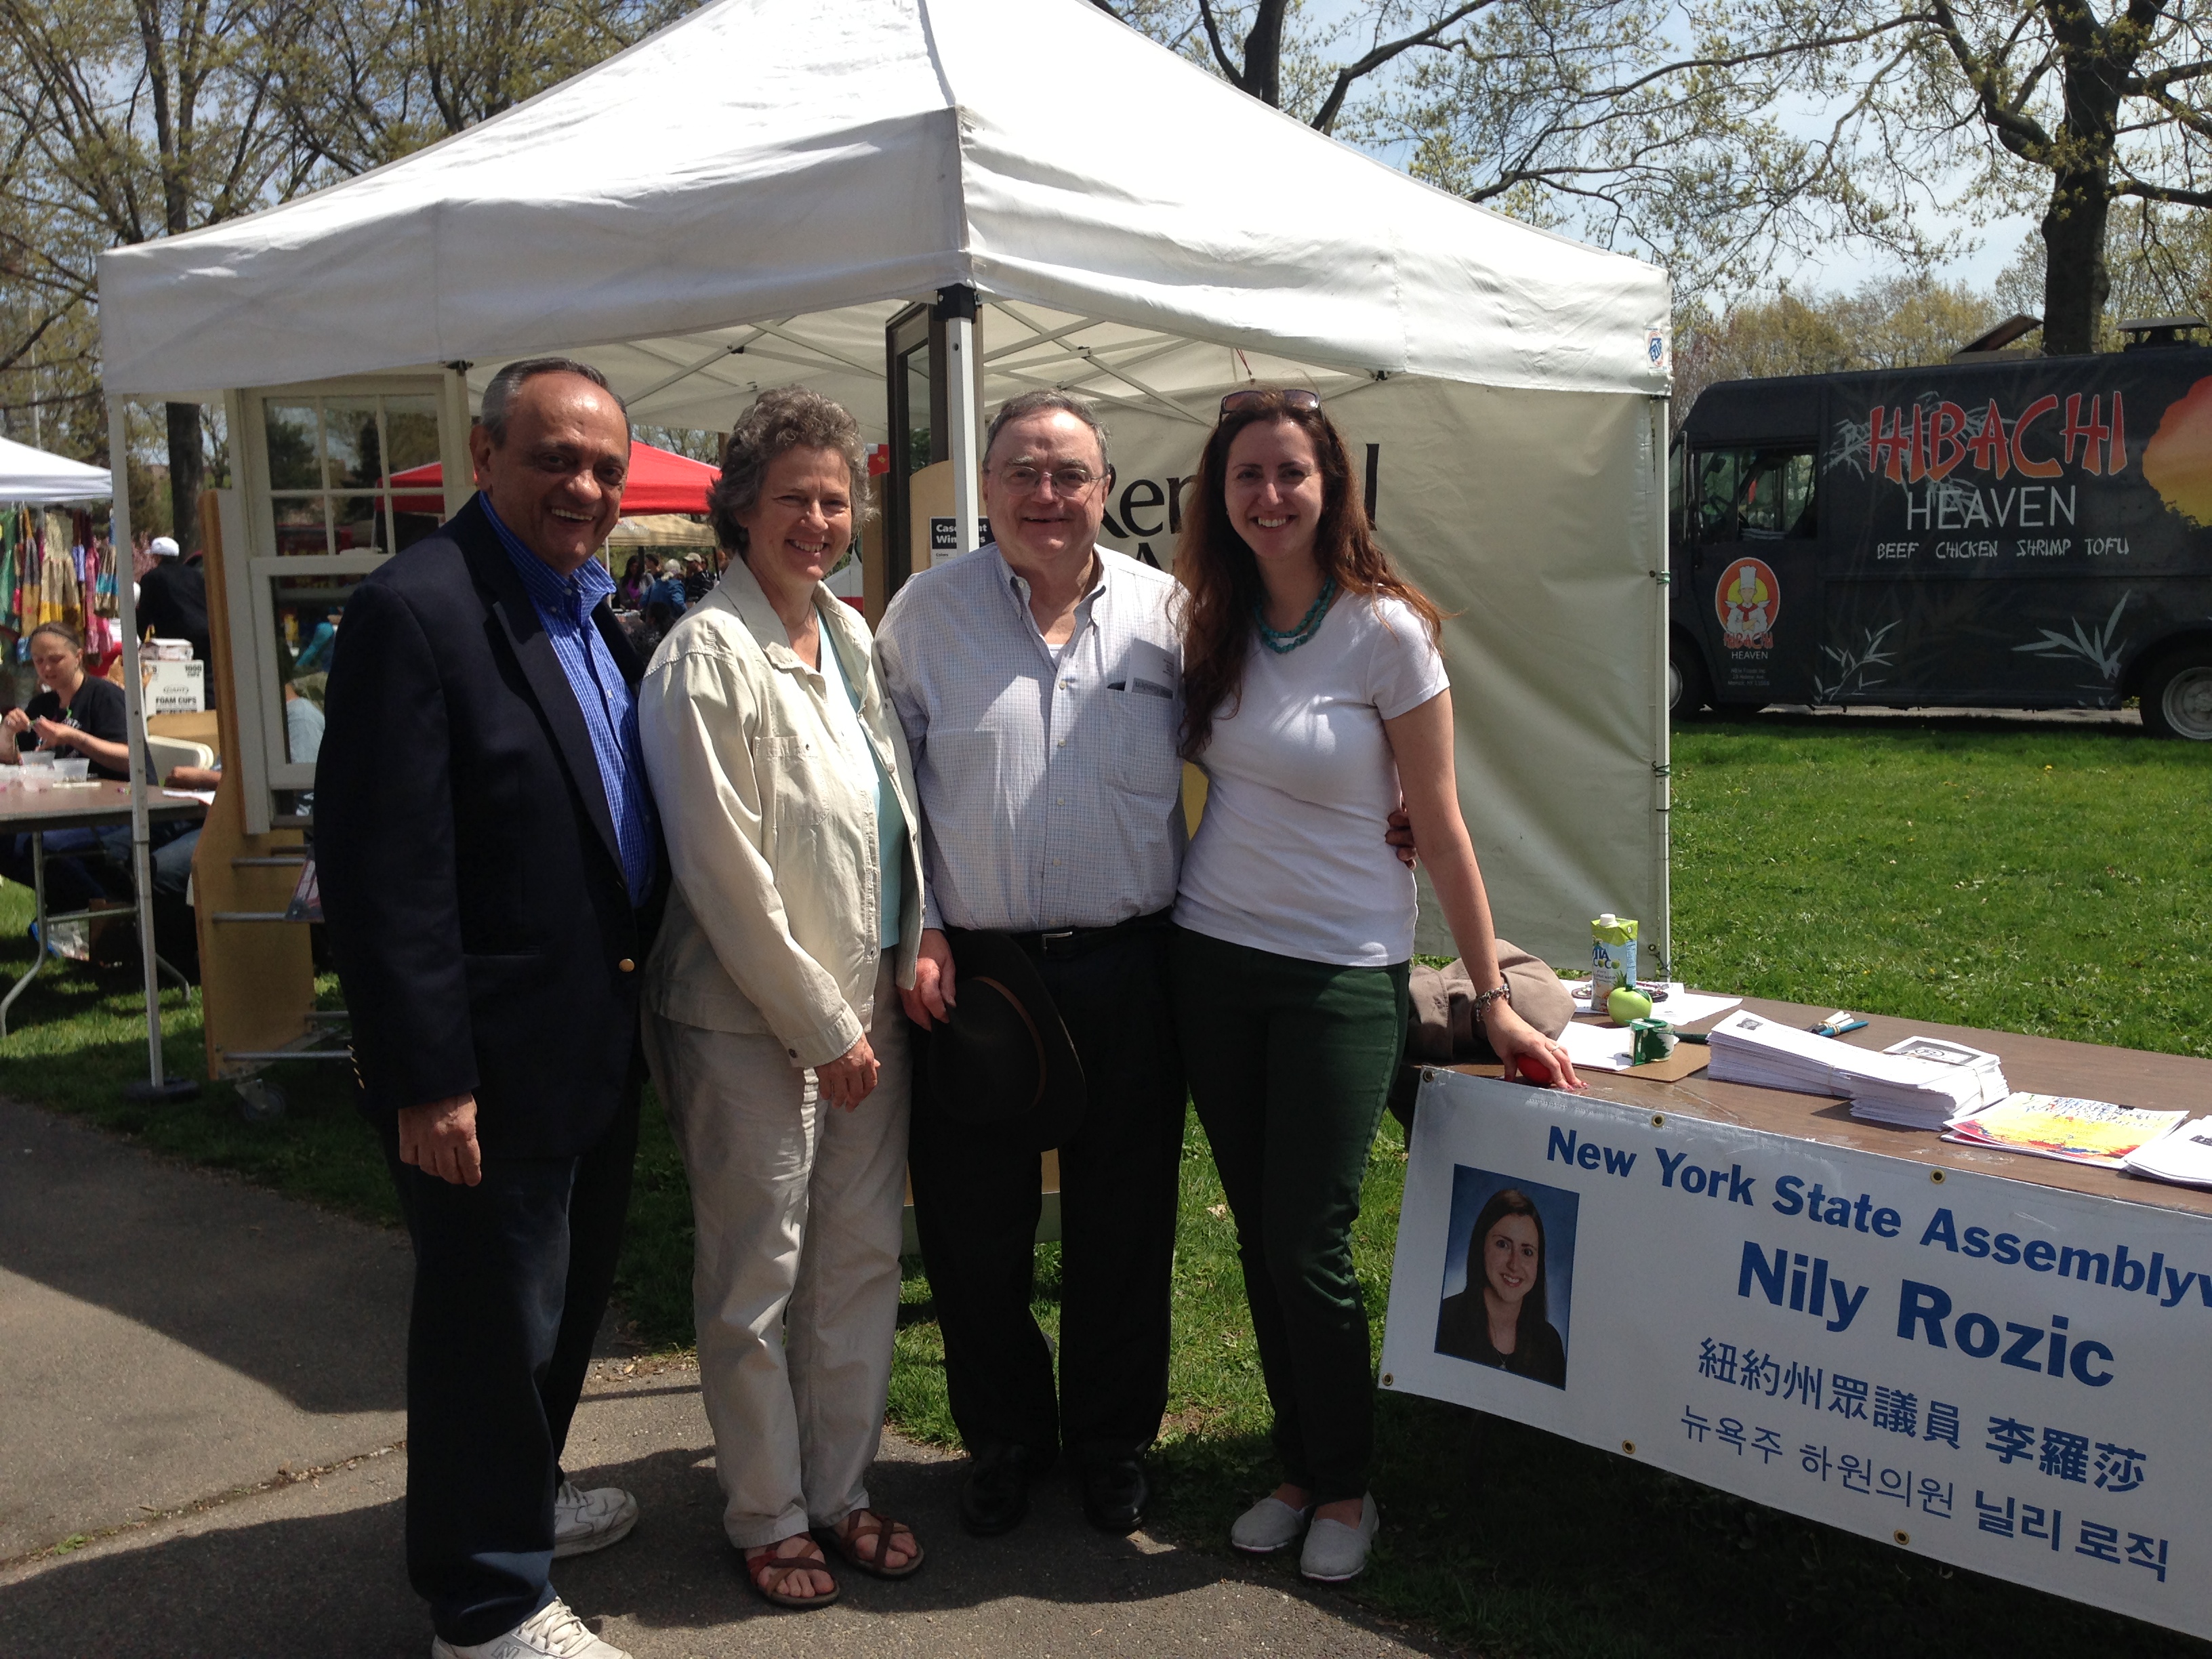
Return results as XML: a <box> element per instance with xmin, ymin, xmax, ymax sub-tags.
<box><xmin>483</xmin><ymin>497</ymin><xmax>658</xmax><ymax>903</ymax></box>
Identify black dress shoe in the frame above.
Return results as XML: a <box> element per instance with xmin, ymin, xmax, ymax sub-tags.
<box><xmin>960</xmin><ymin>1443</ymin><xmax>1033</xmax><ymax>1537</ymax></box>
<box><xmin>1080</xmin><ymin>1456</ymin><xmax>1148</xmax><ymax>1534</ymax></box>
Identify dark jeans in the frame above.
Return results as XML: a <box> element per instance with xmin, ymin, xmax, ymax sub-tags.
<box><xmin>148</xmin><ymin>825</ymin><xmax>200</xmax><ymax>978</ymax></box>
<box><xmin>1170</xmin><ymin>927</ymin><xmax>1409</xmax><ymax>1504</ymax></box>
<box><xmin>1</xmin><ymin>825</ymin><xmax>132</xmax><ymax>914</ymax></box>
<box><xmin>377</xmin><ymin>1075</ymin><xmax>640</xmax><ymax>1647</ymax></box>
<box><xmin>1</xmin><ymin>820</ymin><xmax>196</xmax><ymax>914</ymax></box>
<box><xmin>907</xmin><ymin>920</ymin><xmax>1186</xmax><ymax>1469</ymax></box>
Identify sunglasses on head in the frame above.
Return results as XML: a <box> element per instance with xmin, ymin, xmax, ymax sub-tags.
<box><xmin>1218</xmin><ymin>388</ymin><xmax>1322</xmax><ymax>415</ymax></box>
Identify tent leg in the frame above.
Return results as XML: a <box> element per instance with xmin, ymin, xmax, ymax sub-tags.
<box><xmin>108</xmin><ymin>394</ymin><xmax>198</xmax><ymax>1105</ymax></box>
<box><xmin>1649</xmin><ymin>396</ymin><xmax>1673</xmax><ymax>979</ymax></box>
<box><xmin>941</xmin><ymin>285</ymin><xmax>983</xmax><ymax>554</ymax></box>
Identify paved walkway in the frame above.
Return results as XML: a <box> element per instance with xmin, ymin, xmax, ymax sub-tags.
<box><xmin>0</xmin><ymin>1097</ymin><xmax>1446</xmax><ymax>1658</ymax></box>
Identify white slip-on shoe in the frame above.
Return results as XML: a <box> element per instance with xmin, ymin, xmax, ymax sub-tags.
<box><xmin>430</xmin><ymin>1595</ymin><xmax>632</xmax><ymax>1658</ymax></box>
<box><xmin>1298</xmin><ymin>1492</ymin><xmax>1380</xmax><ymax>1584</ymax></box>
<box><xmin>1230</xmin><ymin>1495</ymin><xmax>1313</xmax><ymax>1555</ymax></box>
<box><xmin>553</xmin><ymin>1481</ymin><xmax>638</xmax><ymax>1558</ymax></box>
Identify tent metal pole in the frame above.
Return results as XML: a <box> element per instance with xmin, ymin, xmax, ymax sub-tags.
<box><xmin>108</xmin><ymin>396</ymin><xmax>189</xmax><ymax>1099</ymax></box>
<box><xmin>626</xmin><ymin>326</ymin><xmax>776</xmax><ymax>404</ymax></box>
<box><xmin>1649</xmin><ymin>394</ymin><xmax>1673</xmax><ymax>977</ymax></box>
<box><xmin>941</xmin><ymin>288</ymin><xmax>982</xmax><ymax>554</ymax></box>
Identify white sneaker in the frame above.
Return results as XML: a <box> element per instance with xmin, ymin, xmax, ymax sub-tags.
<box><xmin>554</xmin><ymin>1481</ymin><xmax>638</xmax><ymax>1558</ymax></box>
<box><xmin>431</xmin><ymin>1595</ymin><xmax>631</xmax><ymax>1658</ymax></box>
<box><xmin>1298</xmin><ymin>1492</ymin><xmax>1380</xmax><ymax>1583</ymax></box>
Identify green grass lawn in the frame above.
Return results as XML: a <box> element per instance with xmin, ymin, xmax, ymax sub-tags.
<box><xmin>3</xmin><ymin>714</ymin><xmax>2207</xmax><ymax>1655</ymax></box>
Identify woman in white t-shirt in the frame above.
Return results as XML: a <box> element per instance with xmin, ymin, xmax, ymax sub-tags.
<box><xmin>1169</xmin><ymin>388</ymin><xmax>1582</xmax><ymax>1584</ymax></box>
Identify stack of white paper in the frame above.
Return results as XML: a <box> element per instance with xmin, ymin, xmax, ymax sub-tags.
<box><xmin>1852</xmin><ymin>1036</ymin><xmax>2010</xmax><ymax>1128</ymax></box>
<box><xmin>1705</xmin><ymin>1012</ymin><xmax>2007</xmax><ymax>1126</ymax></box>
<box><xmin>2118</xmin><ymin>1118</ymin><xmax>2212</xmax><ymax>1186</ymax></box>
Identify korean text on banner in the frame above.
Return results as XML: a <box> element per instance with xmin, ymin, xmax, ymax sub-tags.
<box><xmin>1381</xmin><ymin>1071</ymin><xmax>2211</xmax><ymax>1639</ymax></box>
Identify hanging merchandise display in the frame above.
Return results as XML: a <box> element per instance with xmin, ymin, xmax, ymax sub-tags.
<box><xmin>0</xmin><ymin>504</ymin><xmax>117</xmax><ymax>662</ymax></box>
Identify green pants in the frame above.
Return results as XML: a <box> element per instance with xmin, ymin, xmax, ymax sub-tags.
<box><xmin>1170</xmin><ymin>926</ymin><xmax>1410</xmax><ymax>1504</ymax></box>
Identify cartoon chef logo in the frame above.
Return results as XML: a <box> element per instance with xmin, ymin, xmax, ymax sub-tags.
<box><xmin>1717</xmin><ymin>558</ymin><xmax>1779</xmax><ymax>649</ymax></box>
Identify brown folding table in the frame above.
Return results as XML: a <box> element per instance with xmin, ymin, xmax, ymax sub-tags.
<box><xmin>1452</xmin><ymin>992</ymin><xmax>2212</xmax><ymax>1217</ymax></box>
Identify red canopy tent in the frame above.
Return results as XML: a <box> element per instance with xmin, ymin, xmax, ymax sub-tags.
<box><xmin>391</xmin><ymin>441</ymin><xmax>719</xmax><ymax>514</ymax></box>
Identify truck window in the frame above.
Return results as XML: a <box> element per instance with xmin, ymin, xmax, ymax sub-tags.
<box><xmin>1692</xmin><ymin>447</ymin><xmax>1817</xmax><ymax>541</ymax></box>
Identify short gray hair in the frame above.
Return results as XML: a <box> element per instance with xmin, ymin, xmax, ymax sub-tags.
<box><xmin>710</xmin><ymin>386</ymin><xmax>872</xmax><ymax>558</ymax></box>
<box><xmin>479</xmin><ymin>357</ymin><xmax>625</xmax><ymax>445</ymax></box>
<box><xmin>983</xmin><ymin>389</ymin><xmax>1111</xmax><ymax>476</ymax></box>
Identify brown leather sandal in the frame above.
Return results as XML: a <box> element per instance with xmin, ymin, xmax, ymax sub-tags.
<box><xmin>743</xmin><ymin>1533</ymin><xmax>841</xmax><ymax>1609</ymax></box>
<box><xmin>815</xmin><ymin>1509</ymin><xmax>925</xmax><ymax>1580</ymax></box>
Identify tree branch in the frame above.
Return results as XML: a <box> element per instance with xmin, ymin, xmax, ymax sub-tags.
<box><xmin>1311</xmin><ymin>1</ymin><xmax>1494</xmax><ymax>134</ymax></box>
<box><xmin>1195</xmin><ymin>0</ymin><xmax>1242</xmax><ymax>87</ymax></box>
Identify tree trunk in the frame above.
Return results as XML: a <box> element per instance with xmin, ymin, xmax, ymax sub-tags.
<box><xmin>1240</xmin><ymin>0</ymin><xmax>1288</xmax><ymax>104</ymax></box>
<box><xmin>165</xmin><ymin>401</ymin><xmax>205</xmax><ymax>554</ymax></box>
<box><xmin>2040</xmin><ymin>169</ymin><xmax>2113</xmax><ymax>356</ymax></box>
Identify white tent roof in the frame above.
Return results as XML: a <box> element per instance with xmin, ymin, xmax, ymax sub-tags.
<box><xmin>0</xmin><ymin>434</ymin><xmax>112</xmax><ymax>502</ymax></box>
<box><xmin>97</xmin><ymin>0</ymin><xmax>1668</xmax><ymax>403</ymax></box>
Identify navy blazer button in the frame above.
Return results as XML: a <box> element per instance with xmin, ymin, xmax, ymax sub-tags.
<box><xmin>617</xmin><ymin>958</ymin><xmax>636</xmax><ymax>972</ymax></box>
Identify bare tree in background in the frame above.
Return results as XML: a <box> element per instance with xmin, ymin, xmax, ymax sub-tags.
<box><xmin>0</xmin><ymin>0</ymin><xmax>688</xmax><ymax>533</ymax></box>
<box><xmin>1096</xmin><ymin>0</ymin><xmax>2212</xmax><ymax>354</ymax></box>
<box><xmin>0</xmin><ymin>0</ymin><xmax>325</xmax><ymax>546</ymax></box>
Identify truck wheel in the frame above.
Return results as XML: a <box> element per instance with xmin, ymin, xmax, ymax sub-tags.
<box><xmin>1670</xmin><ymin>642</ymin><xmax>1714</xmax><ymax>717</ymax></box>
<box><xmin>2141</xmin><ymin>647</ymin><xmax>2212</xmax><ymax>741</ymax></box>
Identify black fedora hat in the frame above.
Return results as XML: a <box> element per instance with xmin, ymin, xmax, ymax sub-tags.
<box><xmin>926</xmin><ymin>928</ymin><xmax>1086</xmax><ymax>1151</ymax></box>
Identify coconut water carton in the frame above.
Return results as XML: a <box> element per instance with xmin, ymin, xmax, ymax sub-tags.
<box><xmin>1591</xmin><ymin>914</ymin><xmax>1638</xmax><ymax>1004</ymax></box>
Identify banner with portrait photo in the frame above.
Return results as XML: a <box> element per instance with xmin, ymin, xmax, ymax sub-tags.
<box><xmin>1380</xmin><ymin>1069</ymin><xmax>2212</xmax><ymax>1639</ymax></box>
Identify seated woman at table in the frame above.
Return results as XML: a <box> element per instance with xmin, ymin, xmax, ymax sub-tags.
<box><xmin>0</xmin><ymin>623</ymin><xmax>139</xmax><ymax>919</ymax></box>
<box><xmin>1433</xmin><ymin>1187</ymin><xmax>1567</xmax><ymax>1386</ymax></box>
<box><xmin>1</xmin><ymin>623</ymin><xmax>132</xmax><ymax>780</ymax></box>
<box><xmin>1166</xmin><ymin>388</ymin><xmax>1582</xmax><ymax>1586</ymax></box>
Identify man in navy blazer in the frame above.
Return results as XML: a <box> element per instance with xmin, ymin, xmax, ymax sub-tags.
<box><xmin>319</xmin><ymin>359</ymin><xmax>664</xmax><ymax>1659</ymax></box>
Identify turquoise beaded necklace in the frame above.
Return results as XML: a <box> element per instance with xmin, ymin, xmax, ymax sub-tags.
<box><xmin>1255</xmin><ymin>577</ymin><xmax>1337</xmax><ymax>654</ymax></box>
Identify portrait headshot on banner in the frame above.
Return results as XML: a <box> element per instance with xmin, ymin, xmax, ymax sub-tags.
<box><xmin>1433</xmin><ymin>1166</ymin><xmax>1579</xmax><ymax>1389</ymax></box>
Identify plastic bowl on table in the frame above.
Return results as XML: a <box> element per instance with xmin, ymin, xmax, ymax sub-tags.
<box><xmin>52</xmin><ymin>757</ymin><xmax>90</xmax><ymax>783</ymax></box>
<box><xmin>18</xmin><ymin>749</ymin><xmax>54</xmax><ymax>768</ymax></box>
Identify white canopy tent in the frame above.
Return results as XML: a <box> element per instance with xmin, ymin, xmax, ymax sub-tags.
<box><xmin>0</xmin><ymin>434</ymin><xmax>112</xmax><ymax>503</ymax></box>
<box><xmin>97</xmin><ymin>0</ymin><xmax>1675</xmax><ymax>968</ymax></box>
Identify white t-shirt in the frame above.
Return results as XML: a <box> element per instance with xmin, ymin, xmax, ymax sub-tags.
<box><xmin>1174</xmin><ymin>592</ymin><xmax>1449</xmax><ymax>967</ymax></box>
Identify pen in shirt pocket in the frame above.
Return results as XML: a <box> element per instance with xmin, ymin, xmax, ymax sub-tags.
<box><xmin>1105</xmin><ymin>678</ymin><xmax>1174</xmax><ymax>699</ymax></box>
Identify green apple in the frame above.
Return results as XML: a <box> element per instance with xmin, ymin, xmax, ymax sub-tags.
<box><xmin>1607</xmin><ymin>984</ymin><xmax>1654</xmax><ymax>1023</ymax></box>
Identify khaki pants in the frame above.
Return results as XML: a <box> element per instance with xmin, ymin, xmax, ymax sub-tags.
<box><xmin>644</xmin><ymin>958</ymin><xmax>910</xmax><ymax>1549</ymax></box>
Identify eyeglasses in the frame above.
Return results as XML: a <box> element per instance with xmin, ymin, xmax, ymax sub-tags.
<box><xmin>1219</xmin><ymin>388</ymin><xmax>1322</xmax><ymax>415</ymax></box>
<box><xmin>994</xmin><ymin>463</ymin><xmax>1103</xmax><ymax>495</ymax></box>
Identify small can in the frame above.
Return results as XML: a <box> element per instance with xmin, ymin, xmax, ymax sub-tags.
<box><xmin>1591</xmin><ymin>914</ymin><xmax>1639</xmax><ymax>1003</ymax></box>
<box><xmin>1630</xmin><ymin>1018</ymin><xmax>1677</xmax><ymax>1065</ymax></box>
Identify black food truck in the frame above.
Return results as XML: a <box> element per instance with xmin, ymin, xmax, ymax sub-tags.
<box><xmin>1669</xmin><ymin>335</ymin><xmax>2212</xmax><ymax>737</ymax></box>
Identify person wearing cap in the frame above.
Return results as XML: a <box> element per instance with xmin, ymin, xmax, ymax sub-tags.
<box><xmin>636</xmin><ymin>386</ymin><xmax>928</xmax><ymax>1610</ymax></box>
<box><xmin>135</xmin><ymin>533</ymin><xmax>211</xmax><ymax>668</ymax></box>
<box><xmin>681</xmin><ymin>551</ymin><xmax>714</xmax><ymax>607</ymax></box>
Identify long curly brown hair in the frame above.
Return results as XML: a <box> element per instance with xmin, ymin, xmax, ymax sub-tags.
<box><xmin>1174</xmin><ymin>390</ymin><xmax>1443</xmax><ymax>758</ymax></box>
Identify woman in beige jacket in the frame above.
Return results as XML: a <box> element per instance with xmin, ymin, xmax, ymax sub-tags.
<box><xmin>636</xmin><ymin>388</ymin><xmax>926</xmax><ymax>1609</ymax></box>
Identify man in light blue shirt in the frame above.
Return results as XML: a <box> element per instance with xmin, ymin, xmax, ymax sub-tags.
<box><xmin>878</xmin><ymin>390</ymin><xmax>1187</xmax><ymax>1542</ymax></box>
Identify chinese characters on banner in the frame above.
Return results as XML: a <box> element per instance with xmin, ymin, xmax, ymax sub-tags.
<box><xmin>1380</xmin><ymin>1072</ymin><xmax>2206</xmax><ymax>1638</ymax></box>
